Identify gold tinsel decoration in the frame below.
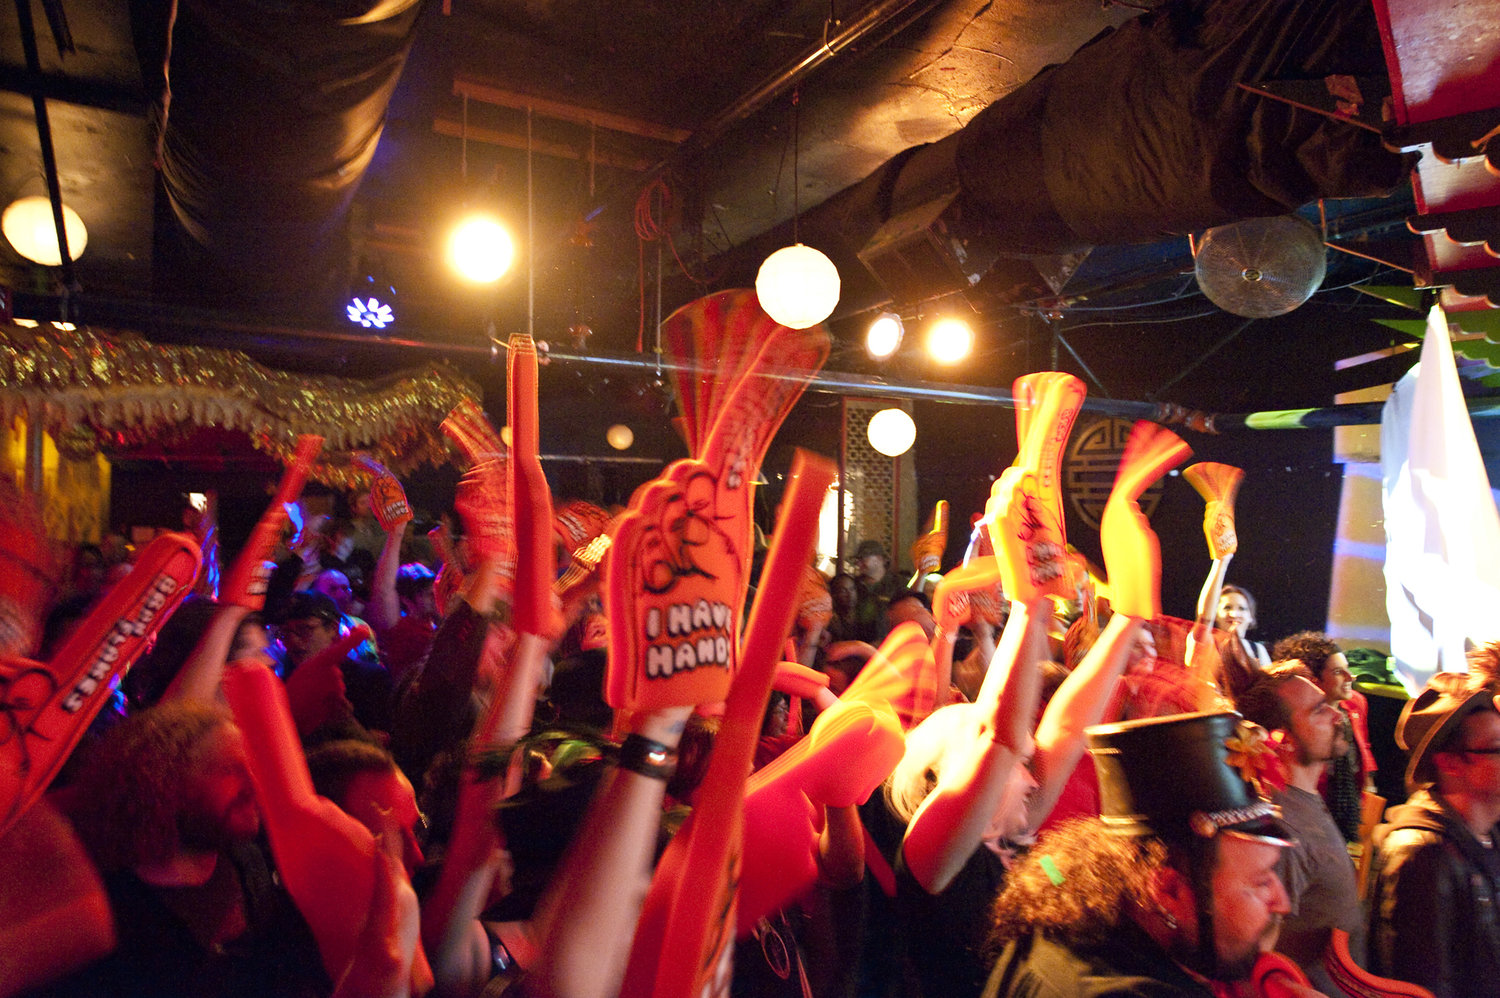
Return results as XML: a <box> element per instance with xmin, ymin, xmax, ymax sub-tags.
<box><xmin>0</xmin><ymin>323</ymin><xmax>480</xmax><ymax>489</ymax></box>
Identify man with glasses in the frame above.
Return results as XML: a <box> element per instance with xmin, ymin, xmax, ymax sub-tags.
<box><xmin>274</xmin><ymin>591</ymin><xmax>394</xmax><ymax>735</ymax></box>
<box><xmin>1366</xmin><ymin>672</ymin><xmax>1500</xmax><ymax>997</ymax></box>
<box><xmin>1236</xmin><ymin>662</ymin><xmax>1363</xmax><ymax>993</ymax></box>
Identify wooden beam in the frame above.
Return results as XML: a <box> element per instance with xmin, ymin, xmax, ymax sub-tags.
<box><xmin>452</xmin><ymin>76</ymin><xmax>690</xmax><ymax>144</ymax></box>
<box><xmin>433</xmin><ymin>116</ymin><xmax>656</xmax><ymax>171</ymax></box>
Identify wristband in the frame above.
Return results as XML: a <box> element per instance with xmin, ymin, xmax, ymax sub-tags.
<box><xmin>617</xmin><ymin>733</ymin><xmax>678</xmax><ymax>781</ymax></box>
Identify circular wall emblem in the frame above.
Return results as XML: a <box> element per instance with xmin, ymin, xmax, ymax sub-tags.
<box><xmin>1063</xmin><ymin>417</ymin><xmax>1165</xmax><ymax>531</ymax></box>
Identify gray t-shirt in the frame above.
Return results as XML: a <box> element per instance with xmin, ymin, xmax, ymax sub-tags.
<box><xmin>1274</xmin><ymin>784</ymin><xmax>1366</xmax><ymax>993</ymax></box>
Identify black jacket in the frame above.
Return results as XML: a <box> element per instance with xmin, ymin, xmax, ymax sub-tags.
<box><xmin>1364</xmin><ymin>787</ymin><xmax>1500</xmax><ymax>998</ymax></box>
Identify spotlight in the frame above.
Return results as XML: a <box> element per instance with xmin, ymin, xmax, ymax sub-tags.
<box><xmin>867</xmin><ymin>408</ymin><xmax>916</xmax><ymax>457</ymax></box>
<box><xmin>2</xmin><ymin>196</ymin><xmax>87</xmax><ymax>266</ymax></box>
<box><xmin>447</xmin><ymin>213</ymin><xmax>516</xmax><ymax>283</ymax></box>
<box><xmin>927</xmin><ymin>317</ymin><xmax>973</xmax><ymax>364</ymax></box>
<box><xmin>865</xmin><ymin>312</ymin><xmax>903</xmax><ymax>359</ymax></box>
<box><xmin>755</xmin><ymin>244</ymin><xmax>841</xmax><ymax>329</ymax></box>
<box><xmin>346</xmin><ymin>297</ymin><xmax>394</xmax><ymax>329</ymax></box>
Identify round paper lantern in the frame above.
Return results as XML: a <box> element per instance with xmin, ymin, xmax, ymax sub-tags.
<box><xmin>867</xmin><ymin>408</ymin><xmax>915</xmax><ymax>457</ymax></box>
<box><xmin>2</xmin><ymin>196</ymin><xmax>87</xmax><ymax>266</ymax></box>
<box><xmin>755</xmin><ymin>244</ymin><xmax>840</xmax><ymax>329</ymax></box>
<box><xmin>606</xmin><ymin>424</ymin><xmax>634</xmax><ymax>450</ymax></box>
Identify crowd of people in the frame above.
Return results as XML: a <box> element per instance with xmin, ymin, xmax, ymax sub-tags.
<box><xmin>0</xmin><ymin>404</ymin><xmax>1496</xmax><ymax>998</ymax></box>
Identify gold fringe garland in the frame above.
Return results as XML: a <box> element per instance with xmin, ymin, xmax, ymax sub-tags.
<box><xmin>0</xmin><ymin>323</ymin><xmax>479</xmax><ymax>489</ymax></box>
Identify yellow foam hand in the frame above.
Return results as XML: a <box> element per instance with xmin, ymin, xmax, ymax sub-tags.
<box><xmin>1182</xmin><ymin>462</ymin><xmax>1244</xmax><ymax>560</ymax></box>
<box><xmin>1099</xmin><ymin>422</ymin><xmax>1192</xmax><ymax>620</ymax></box>
<box><xmin>984</xmin><ymin>466</ymin><xmax>1067</xmax><ymax>604</ymax></box>
<box><xmin>932</xmin><ymin>557</ymin><xmax>1003</xmax><ymax>632</ymax></box>
<box><xmin>908</xmin><ymin>500</ymin><xmax>950</xmax><ymax>582</ymax></box>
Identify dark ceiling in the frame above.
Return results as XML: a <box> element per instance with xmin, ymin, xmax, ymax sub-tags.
<box><xmin>0</xmin><ymin>0</ymin><xmax>1448</xmax><ymax>455</ymax></box>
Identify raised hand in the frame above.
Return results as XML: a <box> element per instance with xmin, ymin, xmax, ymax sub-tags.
<box><xmin>1099</xmin><ymin>422</ymin><xmax>1191</xmax><ymax>620</ymax></box>
<box><xmin>908</xmin><ymin>500</ymin><xmax>950</xmax><ymax>585</ymax></box>
<box><xmin>222</xmin><ymin>435</ymin><xmax>322</xmax><ymax>610</ymax></box>
<box><xmin>1182</xmin><ymin>462</ymin><xmax>1244</xmax><ymax>560</ymax></box>
<box><xmin>355</xmin><ymin>454</ymin><xmax>413</xmax><ymax>533</ymax></box>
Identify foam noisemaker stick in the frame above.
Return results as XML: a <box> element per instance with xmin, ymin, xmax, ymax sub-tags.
<box><xmin>840</xmin><ymin>622</ymin><xmax>940</xmax><ymax>732</ymax></box>
<box><xmin>1099</xmin><ymin>422</ymin><xmax>1192</xmax><ymax>621</ymax></box>
<box><xmin>907</xmin><ymin>499</ymin><xmax>950</xmax><ymax>587</ymax></box>
<box><xmin>620</xmin><ymin>449</ymin><xmax>837</xmax><ymax>998</ymax></box>
<box><xmin>353</xmin><ymin>454</ymin><xmax>413</xmax><ymax>532</ymax></box>
<box><xmin>735</xmin><ymin>696</ymin><xmax>905</xmax><ymax>937</ymax></box>
<box><xmin>222</xmin><ymin>435</ymin><xmax>323</xmax><ymax>610</ymax></box>
<box><xmin>771</xmin><ymin>660</ymin><xmax>831</xmax><ymax>700</ymax></box>
<box><xmin>1182</xmin><ymin>462</ymin><xmax>1244</xmax><ymax>560</ymax></box>
<box><xmin>604</xmin><ymin>291</ymin><xmax>828</xmax><ymax>713</ymax></box>
<box><xmin>507</xmin><ymin>334</ymin><xmax>558</xmax><ymax>639</ymax></box>
<box><xmin>0</xmin><ymin>531</ymin><xmax>201</xmax><ymax>832</ymax></box>
<box><xmin>222</xmin><ymin>657</ymin><xmax>432</xmax><ymax>990</ymax></box>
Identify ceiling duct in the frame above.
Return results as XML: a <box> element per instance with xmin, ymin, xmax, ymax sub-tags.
<box><xmin>150</xmin><ymin>0</ymin><xmax>423</xmax><ymax>315</ymax></box>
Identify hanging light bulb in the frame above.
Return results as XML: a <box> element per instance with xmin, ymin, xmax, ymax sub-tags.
<box><xmin>865</xmin><ymin>312</ymin><xmax>904</xmax><ymax>359</ymax></box>
<box><xmin>867</xmin><ymin>407</ymin><xmax>916</xmax><ymax>457</ymax></box>
<box><xmin>755</xmin><ymin>244</ymin><xmax>840</xmax><ymax>329</ymax></box>
<box><xmin>447</xmin><ymin>213</ymin><xmax>515</xmax><ymax>283</ymax></box>
<box><xmin>927</xmin><ymin>317</ymin><xmax>974</xmax><ymax>364</ymax></box>
<box><xmin>2</xmin><ymin>196</ymin><xmax>87</xmax><ymax>266</ymax></box>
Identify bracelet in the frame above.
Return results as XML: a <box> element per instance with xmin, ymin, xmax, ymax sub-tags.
<box><xmin>617</xmin><ymin>733</ymin><xmax>678</xmax><ymax>781</ymax></box>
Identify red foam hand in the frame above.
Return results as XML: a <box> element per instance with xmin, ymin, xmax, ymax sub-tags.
<box><xmin>736</xmin><ymin>697</ymin><xmax>904</xmax><ymax>936</ymax></box>
<box><xmin>932</xmin><ymin>557</ymin><xmax>1002</xmax><ymax>632</ymax></box>
<box><xmin>772</xmin><ymin>660</ymin><xmax>831</xmax><ymax>700</ymax></box>
<box><xmin>223</xmin><ymin>436</ymin><xmax>322</xmax><ymax>610</ymax></box>
<box><xmin>796</xmin><ymin>563</ymin><xmax>833</xmax><ymax>631</ymax></box>
<box><xmin>507</xmin><ymin>335</ymin><xmax>559</xmax><ymax>638</ymax></box>
<box><xmin>354</xmin><ymin>454</ymin><xmax>413</xmax><ymax>532</ymax></box>
<box><xmin>1182</xmin><ymin>462</ymin><xmax>1244</xmax><ymax>560</ymax></box>
<box><xmin>841</xmin><ymin>623</ymin><xmax>940</xmax><ymax>731</ymax></box>
<box><xmin>1099</xmin><ymin>422</ymin><xmax>1191</xmax><ymax>620</ymax></box>
<box><xmin>441</xmin><ymin>398</ymin><xmax>506</xmax><ymax>466</ymax></box>
<box><xmin>553</xmin><ymin>499</ymin><xmax>610</xmax><ymax>553</ymax></box>
<box><xmin>620</xmin><ymin>450</ymin><xmax>835</xmax><ymax>998</ymax></box>
<box><xmin>454</xmin><ymin>460</ymin><xmax>517</xmax><ymax>593</ymax></box>
<box><xmin>282</xmin><ymin>625</ymin><xmax>370</xmax><ymax>736</ymax></box>
<box><xmin>0</xmin><ymin>532</ymin><xmax>201</xmax><ymax>833</ymax></box>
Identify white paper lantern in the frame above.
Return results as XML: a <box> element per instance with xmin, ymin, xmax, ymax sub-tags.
<box><xmin>606</xmin><ymin>424</ymin><xmax>634</xmax><ymax>450</ymax></box>
<box><xmin>755</xmin><ymin>244</ymin><xmax>840</xmax><ymax>329</ymax></box>
<box><xmin>2</xmin><ymin>196</ymin><xmax>87</xmax><ymax>266</ymax></box>
<box><xmin>867</xmin><ymin>408</ymin><xmax>915</xmax><ymax>457</ymax></box>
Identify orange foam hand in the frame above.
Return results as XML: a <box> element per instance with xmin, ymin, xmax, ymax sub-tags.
<box><xmin>908</xmin><ymin>500</ymin><xmax>950</xmax><ymax>583</ymax></box>
<box><xmin>932</xmin><ymin>557</ymin><xmax>1003</xmax><ymax>632</ymax></box>
<box><xmin>353</xmin><ymin>454</ymin><xmax>413</xmax><ymax>533</ymax></box>
<box><xmin>222</xmin><ymin>435</ymin><xmax>322</xmax><ymax>610</ymax></box>
<box><xmin>453</xmin><ymin>460</ymin><xmax>516</xmax><ymax>590</ymax></box>
<box><xmin>1099</xmin><ymin>422</ymin><xmax>1191</xmax><ymax>620</ymax></box>
<box><xmin>984</xmin><ymin>467</ymin><xmax>1067</xmax><ymax>604</ymax></box>
<box><xmin>441</xmin><ymin>398</ymin><xmax>506</xmax><ymax>467</ymax></box>
<box><xmin>1012</xmin><ymin>373</ymin><xmax>1086</xmax><ymax>532</ymax></box>
<box><xmin>1182</xmin><ymin>462</ymin><xmax>1244</xmax><ymax>560</ymax></box>
<box><xmin>841</xmin><ymin>622</ymin><xmax>941</xmax><ymax>731</ymax></box>
<box><xmin>507</xmin><ymin>335</ymin><xmax>559</xmax><ymax>638</ymax></box>
<box><xmin>0</xmin><ymin>532</ymin><xmax>200</xmax><ymax>833</ymax></box>
<box><xmin>796</xmin><ymin>563</ymin><xmax>833</xmax><ymax>631</ymax></box>
<box><xmin>736</xmin><ymin>697</ymin><xmax>904</xmax><ymax>936</ymax></box>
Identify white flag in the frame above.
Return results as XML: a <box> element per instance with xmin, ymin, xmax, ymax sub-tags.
<box><xmin>1381</xmin><ymin>304</ymin><xmax>1500</xmax><ymax>692</ymax></box>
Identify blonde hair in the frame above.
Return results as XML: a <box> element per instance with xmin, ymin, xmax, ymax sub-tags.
<box><xmin>884</xmin><ymin>703</ymin><xmax>978</xmax><ymax>823</ymax></box>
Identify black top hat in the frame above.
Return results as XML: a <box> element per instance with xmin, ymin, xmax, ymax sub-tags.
<box><xmin>1087</xmin><ymin>711</ymin><xmax>1293</xmax><ymax>847</ymax></box>
<box><xmin>1396</xmin><ymin>671</ymin><xmax>1498</xmax><ymax>790</ymax></box>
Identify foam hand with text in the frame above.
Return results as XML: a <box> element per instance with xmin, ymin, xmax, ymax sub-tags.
<box><xmin>796</xmin><ymin>563</ymin><xmax>833</xmax><ymax>632</ymax></box>
<box><xmin>222</xmin><ymin>435</ymin><xmax>322</xmax><ymax>610</ymax></box>
<box><xmin>736</xmin><ymin>696</ymin><xmax>905</xmax><ymax>936</ymax></box>
<box><xmin>1099</xmin><ymin>422</ymin><xmax>1191</xmax><ymax>620</ymax></box>
<box><xmin>444</xmin><ymin>400</ymin><xmax>517</xmax><ymax>599</ymax></box>
<box><xmin>983</xmin><ymin>374</ymin><xmax>1085</xmax><ymax>604</ymax></box>
<box><xmin>907</xmin><ymin>500</ymin><xmax>950</xmax><ymax>587</ymax></box>
<box><xmin>1182</xmin><ymin>462</ymin><xmax>1243</xmax><ymax>560</ymax></box>
<box><xmin>1</xmin><ymin>531</ymin><xmax>200</xmax><ymax>833</ymax></box>
<box><xmin>620</xmin><ymin>451</ymin><xmax>836</xmax><ymax>998</ymax></box>
<box><xmin>507</xmin><ymin>334</ymin><xmax>561</xmax><ymax>639</ymax></box>
<box><xmin>932</xmin><ymin>557</ymin><xmax>1003</xmax><ymax>633</ymax></box>
<box><xmin>354</xmin><ymin>454</ymin><xmax>412</xmax><ymax>533</ymax></box>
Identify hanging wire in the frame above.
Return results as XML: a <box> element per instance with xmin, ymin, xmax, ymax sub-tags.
<box><xmin>792</xmin><ymin>87</ymin><xmax>802</xmax><ymax>244</ymax></box>
<box><xmin>527</xmin><ymin>105</ymin><xmax>534</xmax><ymax>340</ymax></box>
